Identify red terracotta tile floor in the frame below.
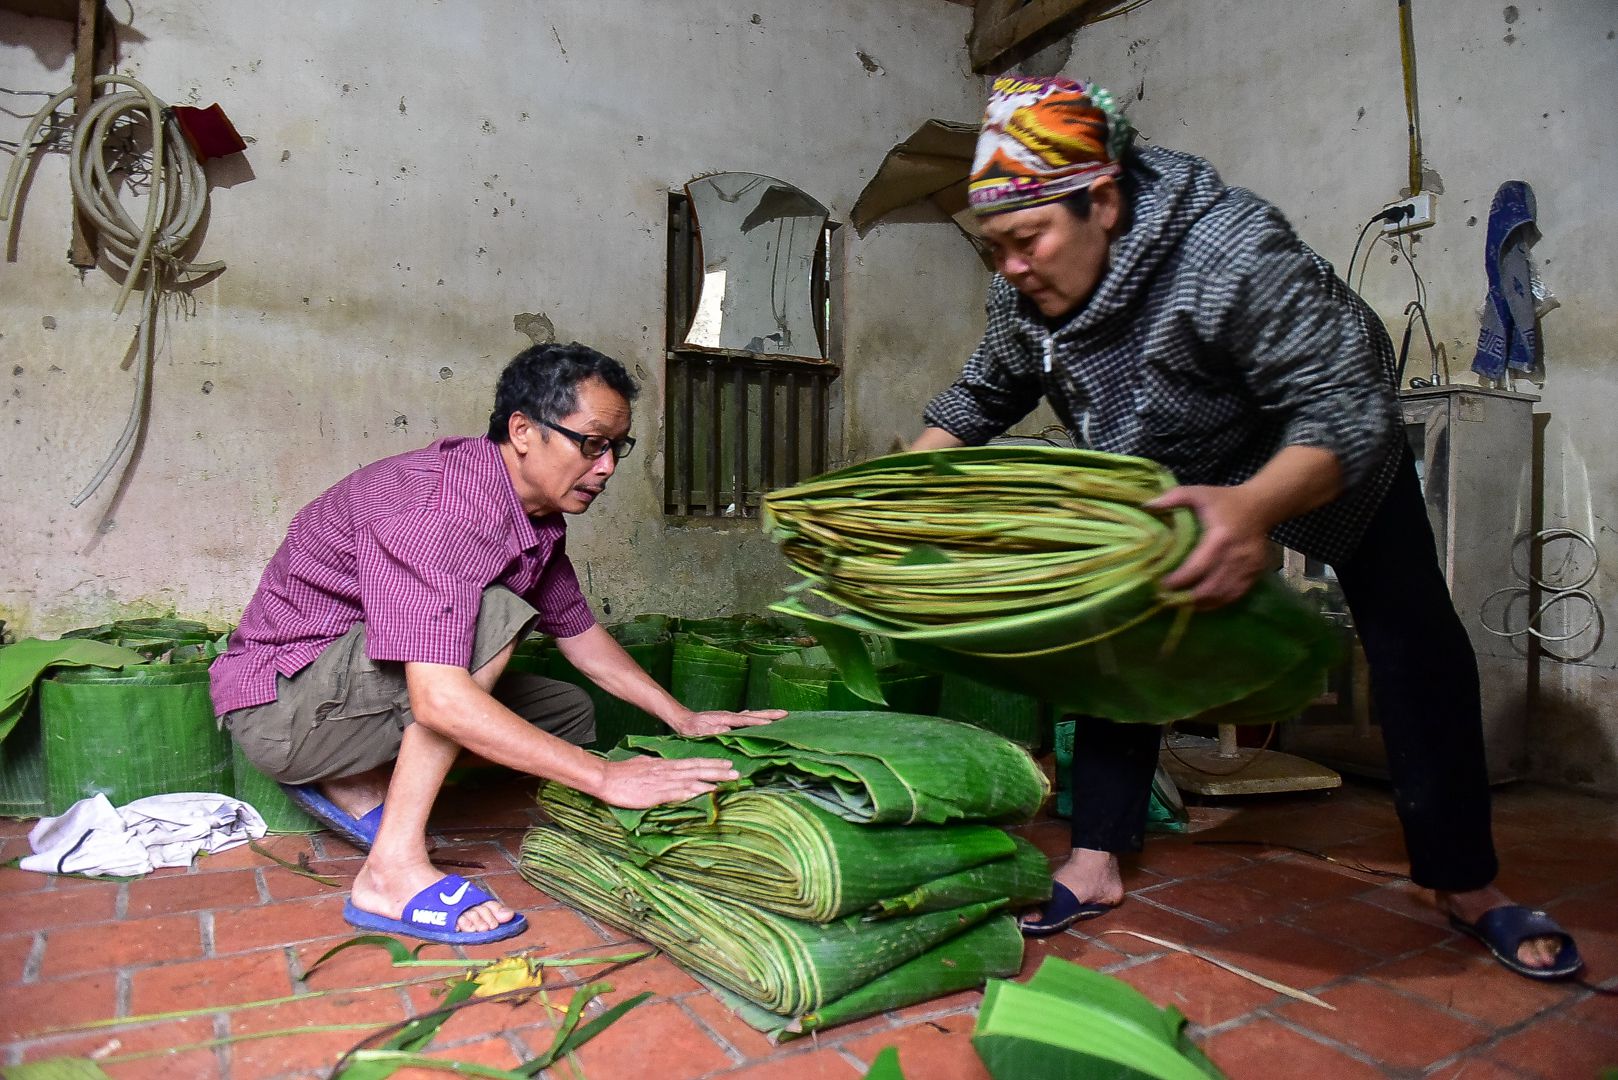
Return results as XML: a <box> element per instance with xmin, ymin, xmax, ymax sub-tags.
<box><xmin>1</xmin><ymin>773</ymin><xmax>1614</xmax><ymax>1079</ymax></box>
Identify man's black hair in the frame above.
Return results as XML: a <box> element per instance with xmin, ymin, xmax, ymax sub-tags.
<box><xmin>487</xmin><ymin>342</ymin><xmax>639</xmax><ymax>443</ymax></box>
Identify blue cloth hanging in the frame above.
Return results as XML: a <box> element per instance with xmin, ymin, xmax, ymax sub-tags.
<box><xmin>1471</xmin><ymin>180</ymin><xmax>1541</xmax><ymax>380</ymax></box>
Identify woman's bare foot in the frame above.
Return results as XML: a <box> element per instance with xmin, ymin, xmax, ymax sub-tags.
<box><xmin>1439</xmin><ymin>885</ymin><xmax>1563</xmax><ymax>969</ymax></box>
<box><xmin>1020</xmin><ymin>847</ymin><xmax>1125</xmax><ymax>929</ymax></box>
<box><xmin>350</xmin><ymin>859</ymin><xmax>513</xmax><ymax>934</ymax></box>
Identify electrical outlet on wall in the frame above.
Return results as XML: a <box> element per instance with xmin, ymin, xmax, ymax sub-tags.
<box><xmin>1382</xmin><ymin>193</ymin><xmax>1436</xmax><ymax>234</ymax></box>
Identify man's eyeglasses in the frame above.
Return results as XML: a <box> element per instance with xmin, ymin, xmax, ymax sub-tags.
<box><xmin>540</xmin><ymin>419</ymin><xmax>636</xmax><ymax>461</ymax></box>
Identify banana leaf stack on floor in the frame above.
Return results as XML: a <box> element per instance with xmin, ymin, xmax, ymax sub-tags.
<box><xmin>520</xmin><ymin>711</ymin><xmax>1050</xmax><ymax>1039</ymax></box>
<box><xmin>761</xmin><ymin>446</ymin><xmax>1342</xmax><ymax>727</ymax></box>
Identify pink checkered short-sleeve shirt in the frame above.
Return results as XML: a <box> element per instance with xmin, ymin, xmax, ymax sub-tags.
<box><xmin>209</xmin><ymin>435</ymin><xmax>596</xmax><ymax>715</ymax></box>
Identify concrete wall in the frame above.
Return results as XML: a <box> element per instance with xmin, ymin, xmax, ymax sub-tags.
<box><xmin>7</xmin><ymin>1</ymin><xmax>1611</xmax><ymax>791</ymax></box>
<box><xmin>1058</xmin><ymin>0</ymin><xmax>1617</xmax><ymax>791</ymax></box>
<box><xmin>0</xmin><ymin>1</ymin><xmax>990</xmax><ymax>633</ymax></box>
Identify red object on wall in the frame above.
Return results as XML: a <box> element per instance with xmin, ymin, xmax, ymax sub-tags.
<box><xmin>169</xmin><ymin>103</ymin><xmax>247</xmax><ymax>161</ymax></box>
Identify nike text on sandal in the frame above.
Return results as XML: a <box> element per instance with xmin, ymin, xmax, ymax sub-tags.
<box><xmin>342</xmin><ymin>874</ymin><xmax>528</xmax><ymax>946</ymax></box>
<box><xmin>1019</xmin><ymin>882</ymin><xmax>1117</xmax><ymax>937</ymax></box>
<box><xmin>280</xmin><ymin>783</ymin><xmax>385</xmax><ymax>850</ymax></box>
<box><xmin>1448</xmin><ymin>904</ymin><xmax>1583</xmax><ymax>981</ymax></box>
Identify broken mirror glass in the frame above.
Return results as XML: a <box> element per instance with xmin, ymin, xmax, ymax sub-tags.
<box><xmin>681</xmin><ymin>172</ymin><xmax>830</xmax><ymax>360</ymax></box>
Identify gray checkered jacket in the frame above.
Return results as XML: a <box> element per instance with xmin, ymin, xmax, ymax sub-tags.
<box><xmin>923</xmin><ymin>144</ymin><xmax>1402</xmax><ymax>564</ymax></box>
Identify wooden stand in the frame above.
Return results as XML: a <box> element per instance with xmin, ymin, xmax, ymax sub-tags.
<box><xmin>1162</xmin><ymin>725</ymin><xmax>1342</xmax><ymax>797</ymax></box>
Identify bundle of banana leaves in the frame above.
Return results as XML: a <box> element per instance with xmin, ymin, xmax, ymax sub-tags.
<box><xmin>538</xmin><ymin>781</ymin><xmax>1048</xmax><ymax>922</ymax></box>
<box><xmin>521</xmin><ymin>827</ymin><xmax>1025</xmax><ymax>1038</ymax></box>
<box><xmin>60</xmin><ymin>617</ymin><xmax>231</xmax><ymax>665</ymax></box>
<box><xmin>761</xmin><ymin>445</ymin><xmax>1340</xmax><ymax>725</ymax></box>
<box><xmin>522</xmin><ymin>712</ymin><xmax>1045</xmax><ymax>1037</ymax></box>
<box><xmin>616</xmin><ymin>711</ymin><xmax>1049</xmax><ymax>825</ymax></box>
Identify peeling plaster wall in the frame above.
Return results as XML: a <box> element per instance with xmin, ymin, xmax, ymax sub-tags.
<box><xmin>1061</xmin><ymin>0</ymin><xmax>1618</xmax><ymax>790</ymax></box>
<box><xmin>0</xmin><ymin>2</ymin><xmax>988</xmax><ymax>636</ymax></box>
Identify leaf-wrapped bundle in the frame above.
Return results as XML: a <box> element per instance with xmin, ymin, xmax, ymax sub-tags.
<box><xmin>520</xmin><ymin>825</ymin><xmax>1014</xmax><ymax>1021</ymax></box>
<box><xmin>537</xmin><ymin>782</ymin><xmax>1047</xmax><ymax>921</ymax></box>
<box><xmin>618</xmin><ymin>711</ymin><xmax>1049</xmax><ymax>826</ymax></box>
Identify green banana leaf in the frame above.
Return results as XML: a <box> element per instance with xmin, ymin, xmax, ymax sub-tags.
<box><xmin>61</xmin><ymin>617</ymin><xmax>229</xmax><ymax>662</ymax></box>
<box><xmin>973</xmin><ymin>957</ymin><xmax>1227</xmax><ymax>1079</ymax></box>
<box><xmin>867</xmin><ymin>835</ymin><xmax>1049</xmax><ymax>919</ymax></box>
<box><xmin>39</xmin><ymin>662</ymin><xmax>230</xmax><ymax>814</ymax></box>
<box><xmin>618</xmin><ymin>711</ymin><xmax>1049</xmax><ymax>826</ymax></box>
<box><xmin>537</xmin><ymin>629</ymin><xmax>671</xmax><ymax>751</ymax></box>
<box><xmin>0</xmin><ymin>638</ymin><xmax>148</xmax><ymax>744</ymax></box>
<box><xmin>701</xmin><ymin>915</ymin><xmax>1024</xmax><ymax>1041</ymax></box>
<box><xmin>675</xmin><ymin>613</ymin><xmax>803</xmax><ymax>644</ymax></box>
<box><xmin>740</xmin><ymin>639</ymin><xmax>819</xmax><ymax>708</ymax></box>
<box><xmin>935</xmin><ymin>672</ymin><xmax>1046</xmax><ymax>749</ymax></box>
<box><xmin>671</xmin><ymin>639</ymin><xmax>750</xmax><ymax>712</ymax></box>
<box><xmin>1</xmin><ymin>1059</ymin><xmax>116</xmax><ymax>1079</ymax></box>
<box><xmin>863</xmin><ymin>1047</ymin><xmax>907</xmax><ymax>1080</ymax></box>
<box><xmin>520</xmin><ymin>825</ymin><xmax>1009</xmax><ymax>1020</ymax></box>
<box><xmin>537</xmin><ymin>782</ymin><xmax>1044</xmax><ymax>921</ymax></box>
<box><xmin>761</xmin><ymin>446</ymin><xmax>1340</xmax><ymax>726</ymax></box>
<box><xmin>764</xmin><ymin>658</ymin><xmax>940</xmax><ymax>715</ymax></box>
<box><xmin>876</xmin><ymin>576</ymin><xmax>1337</xmax><ymax>725</ymax></box>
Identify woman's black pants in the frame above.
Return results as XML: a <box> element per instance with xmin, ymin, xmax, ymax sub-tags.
<box><xmin>1068</xmin><ymin>450</ymin><xmax>1499</xmax><ymax>892</ymax></box>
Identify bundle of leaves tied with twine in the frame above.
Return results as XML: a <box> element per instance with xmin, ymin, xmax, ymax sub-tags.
<box><xmin>761</xmin><ymin>445</ymin><xmax>1341</xmax><ymax>726</ymax></box>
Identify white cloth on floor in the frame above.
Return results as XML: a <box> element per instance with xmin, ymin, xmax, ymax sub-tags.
<box><xmin>20</xmin><ymin>792</ymin><xmax>268</xmax><ymax>877</ymax></box>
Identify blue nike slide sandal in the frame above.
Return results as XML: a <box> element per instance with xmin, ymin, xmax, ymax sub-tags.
<box><xmin>342</xmin><ymin>874</ymin><xmax>528</xmax><ymax>946</ymax></box>
<box><xmin>1020</xmin><ymin>882</ymin><xmax>1117</xmax><ymax>937</ymax></box>
<box><xmin>281</xmin><ymin>783</ymin><xmax>385</xmax><ymax>850</ymax></box>
<box><xmin>1448</xmin><ymin>905</ymin><xmax>1583</xmax><ymax>981</ymax></box>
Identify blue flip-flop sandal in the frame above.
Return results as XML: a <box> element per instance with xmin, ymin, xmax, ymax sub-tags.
<box><xmin>343</xmin><ymin>873</ymin><xmax>528</xmax><ymax>946</ymax></box>
<box><xmin>1020</xmin><ymin>882</ymin><xmax>1117</xmax><ymax>937</ymax></box>
<box><xmin>1449</xmin><ymin>904</ymin><xmax>1583</xmax><ymax>981</ymax></box>
<box><xmin>281</xmin><ymin>783</ymin><xmax>385</xmax><ymax>850</ymax></box>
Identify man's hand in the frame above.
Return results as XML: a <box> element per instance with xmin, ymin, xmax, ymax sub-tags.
<box><xmin>1149</xmin><ymin>484</ymin><xmax>1273</xmax><ymax>610</ymax></box>
<box><xmin>592</xmin><ymin>754</ymin><xmax>741</xmax><ymax>809</ymax></box>
<box><xmin>667</xmin><ymin>708</ymin><xmax>786</xmax><ymax>737</ymax></box>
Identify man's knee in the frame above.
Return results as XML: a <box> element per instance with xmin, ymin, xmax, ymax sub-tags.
<box><xmin>548</xmin><ymin>683</ymin><xmax>596</xmax><ymax>746</ymax></box>
<box><xmin>497</xmin><ymin>672</ymin><xmax>596</xmax><ymax>747</ymax></box>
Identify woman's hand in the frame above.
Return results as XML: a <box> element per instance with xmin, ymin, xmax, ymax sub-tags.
<box><xmin>1149</xmin><ymin>484</ymin><xmax>1275</xmax><ymax>609</ymax></box>
<box><xmin>1149</xmin><ymin>445</ymin><xmax>1343</xmax><ymax>609</ymax></box>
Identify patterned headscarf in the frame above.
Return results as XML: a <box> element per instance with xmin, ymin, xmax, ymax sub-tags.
<box><xmin>968</xmin><ymin>76</ymin><xmax>1133</xmax><ymax>216</ymax></box>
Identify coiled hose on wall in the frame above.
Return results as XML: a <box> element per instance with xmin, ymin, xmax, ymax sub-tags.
<box><xmin>1</xmin><ymin>75</ymin><xmax>223</xmax><ymax>506</ymax></box>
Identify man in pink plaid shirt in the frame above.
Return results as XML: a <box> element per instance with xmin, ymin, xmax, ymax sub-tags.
<box><xmin>211</xmin><ymin>342</ymin><xmax>781</xmax><ymax>945</ymax></box>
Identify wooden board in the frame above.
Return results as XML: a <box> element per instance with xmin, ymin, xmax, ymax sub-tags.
<box><xmin>0</xmin><ymin>0</ymin><xmax>78</xmax><ymax>21</ymax></box>
<box><xmin>968</xmin><ymin>0</ymin><xmax>1118</xmax><ymax>73</ymax></box>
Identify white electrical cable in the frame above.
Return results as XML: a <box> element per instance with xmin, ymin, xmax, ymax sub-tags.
<box><xmin>1</xmin><ymin>75</ymin><xmax>224</xmax><ymax>506</ymax></box>
<box><xmin>1479</xmin><ymin>527</ymin><xmax>1604</xmax><ymax>660</ymax></box>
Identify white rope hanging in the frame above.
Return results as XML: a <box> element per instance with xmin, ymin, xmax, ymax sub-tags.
<box><xmin>1</xmin><ymin>75</ymin><xmax>224</xmax><ymax>506</ymax></box>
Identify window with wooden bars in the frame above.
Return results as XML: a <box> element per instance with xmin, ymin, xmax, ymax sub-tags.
<box><xmin>663</xmin><ymin>175</ymin><xmax>841</xmax><ymax>518</ymax></box>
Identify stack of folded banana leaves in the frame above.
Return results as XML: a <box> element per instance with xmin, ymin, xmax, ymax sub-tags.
<box><xmin>761</xmin><ymin>446</ymin><xmax>1341</xmax><ymax>726</ymax></box>
<box><xmin>520</xmin><ymin>711</ymin><xmax>1049</xmax><ymax>1039</ymax></box>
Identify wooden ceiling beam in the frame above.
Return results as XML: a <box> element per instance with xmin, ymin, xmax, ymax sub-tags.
<box><xmin>968</xmin><ymin>0</ymin><xmax>1118</xmax><ymax>73</ymax></box>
